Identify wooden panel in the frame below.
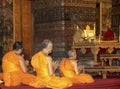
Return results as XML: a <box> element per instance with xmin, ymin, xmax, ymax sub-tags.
<box><xmin>0</xmin><ymin>0</ymin><xmax>14</xmax><ymax>54</ymax></box>
<box><xmin>21</xmin><ymin>0</ymin><xmax>32</xmax><ymax>57</ymax></box>
<box><xmin>13</xmin><ymin>0</ymin><xmax>22</xmax><ymax>41</ymax></box>
<box><xmin>112</xmin><ymin>0</ymin><xmax>120</xmax><ymax>36</ymax></box>
<box><xmin>13</xmin><ymin>0</ymin><xmax>32</xmax><ymax>57</ymax></box>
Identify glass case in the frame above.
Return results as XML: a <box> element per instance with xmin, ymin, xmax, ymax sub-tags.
<box><xmin>97</xmin><ymin>0</ymin><xmax>118</xmax><ymax>42</ymax></box>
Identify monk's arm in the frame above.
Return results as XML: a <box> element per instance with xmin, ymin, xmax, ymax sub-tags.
<box><xmin>72</xmin><ymin>60</ymin><xmax>79</xmax><ymax>75</ymax></box>
<box><xmin>19</xmin><ymin>56</ymin><xmax>28</xmax><ymax>73</ymax></box>
<box><xmin>47</xmin><ymin>56</ymin><xmax>54</xmax><ymax>76</ymax></box>
<box><xmin>52</xmin><ymin>61</ymin><xmax>59</xmax><ymax>73</ymax></box>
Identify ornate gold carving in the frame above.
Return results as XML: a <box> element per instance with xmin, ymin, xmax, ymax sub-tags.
<box><xmin>107</xmin><ymin>47</ymin><xmax>113</xmax><ymax>54</ymax></box>
<box><xmin>73</xmin><ymin>25</ymin><xmax>96</xmax><ymax>44</ymax></box>
<box><xmin>81</xmin><ymin>47</ymin><xmax>86</xmax><ymax>54</ymax></box>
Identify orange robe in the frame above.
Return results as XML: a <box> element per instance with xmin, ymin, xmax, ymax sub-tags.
<box><xmin>2</xmin><ymin>51</ymin><xmax>35</xmax><ymax>86</ymax></box>
<box><xmin>30</xmin><ymin>52</ymin><xmax>72</xmax><ymax>89</ymax></box>
<box><xmin>0</xmin><ymin>73</ymin><xmax>3</xmax><ymax>83</ymax></box>
<box><xmin>0</xmin><ymin>73</ymin><xmax>3</xmax><ymax>80</ymax></box>
<box><xmin>60</xmin><ymin>58</ymin><xmax>94</xmax><ymax>84</ymax></box>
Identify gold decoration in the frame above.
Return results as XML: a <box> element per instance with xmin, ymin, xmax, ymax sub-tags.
<box><xmin>73</xmin><ymin>24</ymin><xmax>96</xmax><ymax>44</ymax></box>
<box><xmin>86</xmin><ymin>25</ymin><xmax>91</xmax><ymax>30</ymax></box>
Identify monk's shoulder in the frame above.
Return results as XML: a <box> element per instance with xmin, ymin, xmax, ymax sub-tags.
<box><xmin>60</xmin><ymin>58</ymin><xmax>67</xmax><ymax>63</ymax></box>
<box><xmin>32</xmin><ymin>52</ymin><xmax>40</xmax><ymax>60</ymax></box>
<box><xmin>2</xmin><ymin>51</ymin><xmax>14</xmax><ymax>59</ymax></box>
<box><xmin>70</xmin><ymin>59</ymin><xmax>77</xmax><ymax>64</ymax></box>
<box><xmin>46</xmin><ymin>56</ymin><xmax>52</xmax><ymax>61</ymax></box>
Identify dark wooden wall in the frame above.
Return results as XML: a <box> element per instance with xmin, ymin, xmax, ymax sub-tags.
<box><xmin>112</xmin><ymin>0</ymin><xmax>120</xmax><ymax>37</ymax></box>
<box><xmin>0</xmin><ymin>0</ymin><xmax>13</xmax><ymax>54</ymax></box>
<box><xmin>32</xmin><ymin>0</ymin><xmax>96</xmax><ymax>60</ymax></box>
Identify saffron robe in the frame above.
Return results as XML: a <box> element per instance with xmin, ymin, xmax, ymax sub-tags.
<box><xmin>2</xmin><ymin>51</ymin><xmax>35</xmax><ymax>86</ymax></box>
<box><xmin>30</xmin><ymin>52</ymin><xmax>72</xmax><ymax>89</ymax></box>
<box><xmin>0</xmin><ymin>73</ymin><xmax>3</xmax><ymax>83</ymax></box>
<box><xmin>0</xmin><ymin>73</ymin><xmax>3</xmax><ymax>80</ymax></box>
<box><xmin>60</xmin><ymin>58</ymin><xmax>94</xmax><ymax>84</ymax></box>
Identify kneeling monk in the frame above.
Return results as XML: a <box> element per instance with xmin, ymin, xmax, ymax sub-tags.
<box><xmin>2</xmin><ymin>41</ymin><xmax>35</xmax><ymax>86</ymax></box>
<box><xmin>60</xmin><ymin>49</ymin><xmax>94</xmax><ymax>84</ymax></box>
<box><xmin>30</xmin><ymin>40</ymin><xmax>72</xmax><ymax>89</ymax></box>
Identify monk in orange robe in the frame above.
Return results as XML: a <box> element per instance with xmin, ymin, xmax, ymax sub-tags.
<box><xmin>30</xmin><ymin>39</ymin><xmax>72</xmax><ymax>89</ymax></box>
<box><xmin>2</xmin><ymin>41</ymin><xmax>35</xmax><ymax>86</ymax></box>
<box><xmin>60</xmin><ymin>49</ymin><xmax>94</xmax><ymax>84</ymax></box>
<box><xmin>0</xmin><ymin>73</ymin><xmax>3</xmax><ymax>83</ymax></box>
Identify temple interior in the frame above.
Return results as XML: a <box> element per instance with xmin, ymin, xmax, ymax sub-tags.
<box><xmin>0</xmin><ymin>0</ymin><xmax>120</xmax><ymax>89</ymax></box>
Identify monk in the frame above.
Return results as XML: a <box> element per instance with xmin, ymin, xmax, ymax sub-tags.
<box><xmin>103</xmin><ymin>27</ymin><xmax>114</xmax><ymax>40</ymax></box>
<box><xmin>0</xmin><ymin>73</ymin><xmax>3</xmax><ymax>83</ymax></box>
<box><xmin>2</xmin><ymin>41</ymin><xmax>35</xmax><ymax>86</ymax></box>
<box><xmin>30</xmin><ymin>39</ymin><xmax>72</xmax><ymax>89</ymax></box>
<box><xmin>60</xmin><ymin>49</ymin><xmax>94</xmax><ymax>84</ymax></box>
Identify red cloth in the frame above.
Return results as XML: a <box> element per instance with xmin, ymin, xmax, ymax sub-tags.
<box><xmin>1</xmin><ymin>78</ymin><xmax>120</xmax><ymax>89</ymax></box>
<box><xmin>103</xmin><ymin>27</ymin><xmax>114</xmax><ymax>40</ymax></box>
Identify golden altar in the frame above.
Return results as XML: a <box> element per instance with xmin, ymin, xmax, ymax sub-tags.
<box><xmin>72</xmin><ymin>42</ymin><xmax>120</xmax><ymax>64</ymax></box>
<box><xmin>72</xmin><ymin>42</ymin><xmax>120</xmax><ymax>79</ymax></box>
<box><xmin>72</xmin><ymin>25</ymin><xmax>120</xmax><ymax>65</ymax></box>
<box><xmin>84</xmin><ymin>66</ymin><xmax>120</xmax><ymax>79</ymax></box>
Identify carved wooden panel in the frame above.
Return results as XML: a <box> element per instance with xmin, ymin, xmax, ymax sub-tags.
<box><xmin>64</xmin><ymin>6</ymin><xmax>96</xmax><ymax>22</ymax></box>
<box><xmin>13</xmin><ymin>0</ymin><xmax>22</xmax><ymax>41</ymax></box>
<box><xmin>21</xmin><ymin>0</ymin><xmax>32</xmax><ymax>57</ymax></box>
<box><xmin>32</xmin><ymin>22</ymin><xmax>65</xmax><ymax>54</ymax></box>
<box><xmin>34</xmin><ymin>6</ymin><xmax>64</xmax><ymax>23</ymax></box>
<box><xmin>112</xmin><ymin>0</ymin><xmax>120</xmax><ymax>36</ymax></box>
<box><xmin>32</xmin><ymin>0</ymin><xmax>61</xmax><ymax>9</ymax></box>
<box><xmin>13</xmin><ymin>0</ymin><xmax>32</xmax><ymax>57</ymax></box>
<box><xmin>0</xmin><ymin>0</ymin><xmax>13</xmax><ymax>54</ymax></box>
